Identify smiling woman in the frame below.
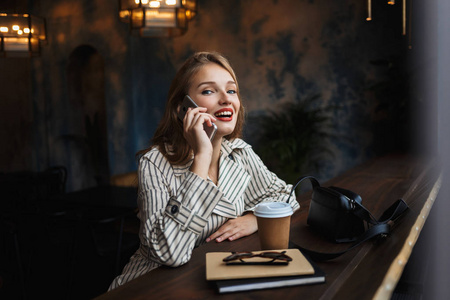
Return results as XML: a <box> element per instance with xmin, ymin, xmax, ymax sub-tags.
<box><xmin>107</xmin><ymin>52</ymin><xmax>300</xmax><ymax>291</ymax></box>
<box><xmin>139</xmin><ymin>52</ymin><xmax>245</xmax><ymax>166</ymax></box>
<box><xmin>186</xmin><ymin>62</ymin><xmax>240</xmax><ymax>145</ymax></box>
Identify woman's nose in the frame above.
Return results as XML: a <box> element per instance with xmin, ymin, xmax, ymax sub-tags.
<box><xmin>219</xmin><ymin>91</ymin><xmax>231</xmax><ymax>104</ymax></box>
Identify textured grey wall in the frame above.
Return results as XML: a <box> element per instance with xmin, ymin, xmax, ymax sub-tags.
<box><xmin>1</xmin><ymin>0</ymin><xmax>420</xmax><ymax>191</ymax></box>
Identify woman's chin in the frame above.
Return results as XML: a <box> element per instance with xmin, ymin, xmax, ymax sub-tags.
<box><xmin>216</xmin><ymin>126</ymin><xmax>235</xmax><ymax>137</ymax></box>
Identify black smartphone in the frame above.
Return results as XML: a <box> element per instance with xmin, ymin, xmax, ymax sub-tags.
<box><xmin>178</xmin><ymin>95</ymin><xmax>217</xmax><ymax>140</ymax></box>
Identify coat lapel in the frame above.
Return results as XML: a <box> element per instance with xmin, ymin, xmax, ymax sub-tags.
<box><xmin>212</xmin><ymin>140</ymin><xmax>251</xmax><ymax>218</ymax></box>
<box><xmin>171</xmin><ymin>139</ymin><xmax>251</xmax><ymax>219</ymax></box>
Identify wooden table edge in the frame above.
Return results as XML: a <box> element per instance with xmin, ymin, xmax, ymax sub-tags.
<box><xmin>373</xmin><ymin>171</ymin><xmax>442</xmax><ymax>299</ymax></box>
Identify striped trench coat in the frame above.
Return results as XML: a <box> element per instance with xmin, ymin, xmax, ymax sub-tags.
<box><xmin>108</xmin><ymin>138</ymin><xmax>300</xmax><ymax>290</ymax></box>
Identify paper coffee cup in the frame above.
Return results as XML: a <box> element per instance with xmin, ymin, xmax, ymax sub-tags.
<box><xmin>254</xmin><ymin>202</ymin><xmax>293</xmax><ymax>250</ymax></box>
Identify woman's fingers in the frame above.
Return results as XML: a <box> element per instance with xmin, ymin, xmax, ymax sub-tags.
<box><xmin>206</xmin><ymin>223</ymin><xmax>234</xmax><ymax>243</ymax></box>
<box><xmin>184</xmin><ymin>107</ymin><xmax>215</xmax><ymax>133</ymax></box>
<box><xmin>206</xmin><ymin>214</ymin><xmax>258</xmax><ymax>243</ymax></box>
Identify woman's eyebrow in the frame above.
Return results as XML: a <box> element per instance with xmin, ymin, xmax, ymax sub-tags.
<box><xmin>197</xmin><ymin>80</ymin><xmax>236</xmax><ymax>88</ymax></box>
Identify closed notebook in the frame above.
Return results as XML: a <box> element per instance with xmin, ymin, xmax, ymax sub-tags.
<box><xmin>214</xmin><ymin>265</ymin><xmax>325</xmax><ymax>293</ymax></box>
<box><xmin>205</xmin><ymin>248</ymin><xmax>315</xmax><ymax>281</ymax></box>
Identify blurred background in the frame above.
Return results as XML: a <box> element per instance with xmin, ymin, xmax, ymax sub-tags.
<box><xmin>1</xmin><ymin>0</ymin><xmax>448</xmax><ymax>299</ymax></box>
<box><xmin>1</xmin><ymin>0</ymin><xmax>435</xmax><ymax>189</ymax></box>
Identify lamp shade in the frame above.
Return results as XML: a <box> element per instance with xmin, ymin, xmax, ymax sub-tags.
<box><xmin>0</xmin><ymin>13</ymin><xmax>47</xmax><ymax>57</ymax></box>
<box><xmin>119</xmin><ymin>0</ymin><xmax>197</xmax><ymax>37</ymax></box>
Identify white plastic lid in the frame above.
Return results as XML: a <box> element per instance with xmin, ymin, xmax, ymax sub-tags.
<box><xmin>254</xmin><ymin>202</ymin><xmax>293</xmax><ymax>218</ymax></box>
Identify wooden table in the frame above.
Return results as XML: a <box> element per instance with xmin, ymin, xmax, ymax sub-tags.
<box><xmin>95</xmin><ymin>154</ymin><xmax>441</xmax><ymax>300</ymax></box>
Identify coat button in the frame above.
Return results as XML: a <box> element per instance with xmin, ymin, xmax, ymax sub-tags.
<box><xmin>171</xmin><ymin>205</ymin><xmax>179</xmax><ymax>214</ymax></box>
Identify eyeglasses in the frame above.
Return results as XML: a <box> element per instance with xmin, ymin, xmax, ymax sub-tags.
<box><xmin>222</xmin><ymin>251</ymin><xmax>292</xmax><ymax>265</ymax></box>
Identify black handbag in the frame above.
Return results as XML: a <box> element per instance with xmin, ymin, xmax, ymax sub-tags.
<box><xmin>288</xmin><ymin>176</ymin><xmax>409</xmax><ymax>260</ymax></box>
<box><xmin>308</xmin><ymin>184</ymin><xmax>366</xmax><ymax>243</ymax></box>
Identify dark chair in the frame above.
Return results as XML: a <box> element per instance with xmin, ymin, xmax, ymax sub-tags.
<box><xmin>0</xmin><ymin>166</ymin><xmax>73</xmax><ymax>300</ymax></box>
<box><xmin>36</xmin><ymin>166</ymin><xmax>67</xmax><ymax>197</ymax></box>
<box><xmin>0</xmin><ymin>212</ymin><xmax>27</xmax><ymax>299</ymax></box>
<box><xmin>80</xmin><ymin>206</ymin><xmax>139</xmax><ymax>276</ymax></box>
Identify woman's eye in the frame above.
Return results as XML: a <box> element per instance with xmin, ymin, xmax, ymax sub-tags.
<box><xmin>227</xmin><ymin>90</ymin><xmax>236</xmax><ymax>94</ymax></box>
<box><xmin>201</xmin><ymin>90</ymin><xmax>213</xmax><ymax>95</ymax></box>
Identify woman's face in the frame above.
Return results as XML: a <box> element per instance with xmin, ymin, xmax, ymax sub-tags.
<box><xmin>187</xmin><ymin>63</ymin><xmax>240</xmax><ymax>138</ymax></box>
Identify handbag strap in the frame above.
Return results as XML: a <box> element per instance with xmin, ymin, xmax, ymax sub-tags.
<box><xmin>286</xmin><ymin>175</ymin><xmax>320</xmax><ymax>203</ymax></box>
<box><xmin>288</xmin><ymin>176</ymin><xmax>409</xmax><ymax>261</ymax></box>
<box><xmin>290</xmin><ymin>222</ymin><xmax>391</xmax><ymax>261</ymax></box>
<box><xmin>377</xmin><ymin>199</ymin><xmax>409</xmax><ymax>223</ymax></box>
<box><xmin>331</xmin><ymin>186</ymin><xmax>409</xmax><ymax>226</ymax></box>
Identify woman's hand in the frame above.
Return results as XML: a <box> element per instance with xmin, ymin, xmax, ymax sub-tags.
<box><xmin>183</xmin><ymin>107</ymin><xmax>216</xmax><ymax>155</ymax></box>
<box><xmin>206</xmin><ymin>213</ymin><xmax>258</xmax><ymax>243</ymax></box>
<box><xmin>183</xmin><ymin>107</ymin><xmax>216</xmax><ymax>180</ymax></box>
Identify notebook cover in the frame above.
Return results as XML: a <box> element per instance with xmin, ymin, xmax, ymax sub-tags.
<box><xmin>215</xmin><ymin>265</ymin><xmax>325</xmax><ymax>293</ymax></box>
<box><xmin>205</xmin><ymin>248</ymin><xmax>315</xmax><ymax>281</ymax></box>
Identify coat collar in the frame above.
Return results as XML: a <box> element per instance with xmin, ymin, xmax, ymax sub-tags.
<box><xmin>171</xmin><ymin>139</ymin><xmax>251</xmax><ymax>219</ymax></box>
<box><xmin>172</xmin><ymin>138</ymin><xmax>250</xmax><ymax>177</ymax></box>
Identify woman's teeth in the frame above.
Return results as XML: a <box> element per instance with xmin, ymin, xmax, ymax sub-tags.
<box><xmin>215</xmin><ymin>111</ymin><xmax>232</xmax><ymax>117</ymax></box>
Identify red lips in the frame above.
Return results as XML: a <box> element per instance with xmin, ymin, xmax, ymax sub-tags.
<box><xmin>214</xmin><ymin>108</ymin><xmax>234</xmax><ymax>121</ymax></box>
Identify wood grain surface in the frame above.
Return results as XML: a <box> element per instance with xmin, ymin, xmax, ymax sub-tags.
<box><xmin>95</xmin><ymin>154</ymin><xmax>440</xmax><ymax>300</ymax></box>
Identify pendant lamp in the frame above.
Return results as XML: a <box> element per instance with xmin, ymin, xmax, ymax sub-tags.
<box><xmin>119</xmin><ymin>0</ymin><xmax>197</xmax><ymax>37</ymax></box>
<box><xmin>0</xmin><ymin>13</ymin><xmax>46</xmax><ymax>57</ymax></box>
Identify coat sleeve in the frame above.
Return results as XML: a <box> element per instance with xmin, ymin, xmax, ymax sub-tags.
<box><xmin>239</xmin><ymin>147</ymin><xmax>300</xmax><ymax>212</ymax></box>
<box><xmin>137</xmin><ymin>152</ymin><xmax>223</xmax><ymax>267</ymax></box>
